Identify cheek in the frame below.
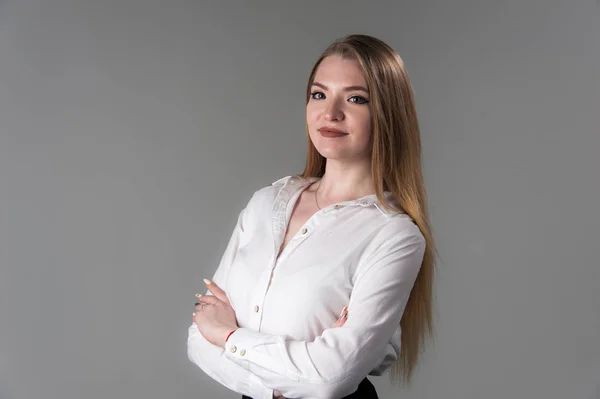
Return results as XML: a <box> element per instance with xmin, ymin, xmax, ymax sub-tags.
<box><xmin>305</xmin><ymin>103</ymin><xmax>320</xmax><ymax>126</ymax></box>
<box><xmin>362</xmin><ymin>115</ymin><xmax>372</xmax><ymax>134</ymax></box>
<box><xmin>305</xmin><ymin>108</ymin><xmax>317</xmax><ymax>142</ymax></box>
<box><xmin>351</xmin><ymin>110</ymin><xmax>372</xmax><ymax>137</ymax></box>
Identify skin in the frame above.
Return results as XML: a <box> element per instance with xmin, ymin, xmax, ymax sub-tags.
<box><xmin>193</xmin><ymin>54</ymin><xmax>374</xmax><ymax>398</ymax></box>
<box><xmin>306</xmin><ymin>55</ymin><xmax>375</xmax><ymax>205</ymax></box>
<box><xmin>307</xmin><ymin>55</ymin><xmax>372</xmax><ymax>170</ymax></box>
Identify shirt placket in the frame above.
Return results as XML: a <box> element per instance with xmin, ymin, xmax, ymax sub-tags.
<box><xmin>275</xmin><ymin>213</ymin><xmax>319</xmax><ymax>266</ymax></box>
<box><xmin>246</xmin><ymin>181</ymin><xmax>356</xmax><ymax>331</ymax></box>
<box><xmin>246</xmin><ymin>182</ymin><xmax>300</xmax><ymax>331</ymax></box>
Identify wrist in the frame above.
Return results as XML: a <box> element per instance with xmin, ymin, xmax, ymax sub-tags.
<box><xmin>222</xmin><ymin>327</ymin><xmax>238</xmax><ymax>348</ymax></box>
<box><xmin>225</xmin><ymin>328</ymin><xmax>237</xmax><ymax>342</ymax></box>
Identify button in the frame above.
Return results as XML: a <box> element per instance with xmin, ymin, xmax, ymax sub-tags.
<box><xmin>240</xmin><ymin>349</ymin><xmax>246</xmax><ymax>356</ymax></box>
<box><xmin>230</xmin><ymin>345</ymin><xmax>237</xmax><ymax>353</ymax></box>
<box><xmin>301</xmin><ymin>227</ymin><xmax>308</xmax><ymax>234</ymax></box>
<box><xmin>253</xmin><ymin>305</ymin><xmax>259</xmax><ymax>313</ymax></box>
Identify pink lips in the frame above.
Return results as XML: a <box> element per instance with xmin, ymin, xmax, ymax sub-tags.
<box><xmin>318</xmin><ymin>127</ymin><xmax>348</xmax><ymax>138</ymax></box>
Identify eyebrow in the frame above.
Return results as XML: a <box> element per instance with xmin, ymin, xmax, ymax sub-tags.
<box><xmin>311</xmin><ymin>81</ymin><xmax>369</xmax><ymax>93</ymax></box>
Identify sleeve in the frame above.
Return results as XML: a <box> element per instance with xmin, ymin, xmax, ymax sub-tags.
<box><xmin>221</xmin><ymin>232</ymin><xmax>426</xmax><ymax>399</ymax></box>
<box><xmin>369</xmin><ymin>327</ymin><xmax>402</xmax><ymax>376</ymax></box>
<box><xmin>187</xmin><ymin>203</ymin><xmax>274</xmax><ymax>399</ymax></box>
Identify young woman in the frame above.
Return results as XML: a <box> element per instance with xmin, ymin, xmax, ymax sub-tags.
<box><xmin>187</xmin><ymin>34</ymin><xmax>436</xmax><ymax>399</ymax></box>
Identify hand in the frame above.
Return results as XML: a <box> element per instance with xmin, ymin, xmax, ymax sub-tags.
<box><xmin>331</xmin><ymin>305</ymin><xmax>348</xmax><ymax>328</ymax></box>
<box><xmin>192</xmin><ymin>279</ymin><xmax>238</xmax><ymax>348</ymax></box>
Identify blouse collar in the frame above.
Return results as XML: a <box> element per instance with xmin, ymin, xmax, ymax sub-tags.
<box><xmin>273</xmin><ymin>175</ymin><xmax>400</xmax><ymax>217</ymax></box>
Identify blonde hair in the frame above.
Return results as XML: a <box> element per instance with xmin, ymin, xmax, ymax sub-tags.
<box><xmin>301</xmin><ymin>34</ymin><xmax>437</xmax><ymax>384</ymax></box>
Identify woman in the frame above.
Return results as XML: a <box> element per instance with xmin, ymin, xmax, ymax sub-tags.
<box><xmin>187</xmin><ymin>34</ymin><xmax>436</xmax><ymax>399</ymax></box>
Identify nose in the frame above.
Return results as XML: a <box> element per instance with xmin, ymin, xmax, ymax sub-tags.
<box><xmin>324</xmin><ymin>98</ymin><xmax>344</xmax><ymax>121</ymax></box>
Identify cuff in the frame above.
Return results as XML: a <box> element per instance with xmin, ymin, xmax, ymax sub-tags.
<box><xmin>189</xmin><ymin>325</ymin><xmax>273</xmax><ymax>399</ymax></box>
<box><xmin>225</xmin><ymin>328</ymin><xmax>274</xmax><ymax>399</ymax></box>
<box><xmin>223</xmin><ymin>327</ymin><xmax>263</xmax><ymax>367</ymax></box>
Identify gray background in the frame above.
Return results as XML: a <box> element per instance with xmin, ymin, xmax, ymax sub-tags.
<box><xmin>0</xmin><ymin>1</ymin><xmax>598</xmax><ymax>398</ymax></box>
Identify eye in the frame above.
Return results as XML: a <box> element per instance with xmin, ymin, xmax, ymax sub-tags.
<box><xmin>348</xmin><ymin>95</ymin><xmax>369</xmax><ymax>104</ymax></box>
<box><xmin>310</xmin><ymin>91</ymin><xmax>325</xmax><ymax>100</ymax></box>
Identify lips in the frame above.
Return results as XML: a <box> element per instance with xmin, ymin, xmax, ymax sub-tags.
<box><xmin>318</xmin><ymin>127</ymin><xmax>348</xmax><ymax>138</ymax></box>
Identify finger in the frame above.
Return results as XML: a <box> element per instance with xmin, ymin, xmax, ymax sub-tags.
<box><xmin>331</xmin><ymin>316</ymin><xmax>347</xmax><ymax>328</ymax></box>
<box><xmin>337</xmin><ymin>305</ymin><xmax>348</xmax><ymax>320</ymax></box>
<box><xmin>331</xmin><ymin>306</ymin><xmax>348</xmax><ymax>328</ymax></box>
<box><xmin>195</xmin><ymin>295</ymin><xmax>220</xmax><ymax>306</ymax></box>
<box><xmin>203</xmin><ymin>279</ymin><xmax>230</xmax><ymax>305</ymax></box>
<box><xmin>195</xmin><ymin>302</ymin><xmax>208</xmax><ymax>312</ymax></box>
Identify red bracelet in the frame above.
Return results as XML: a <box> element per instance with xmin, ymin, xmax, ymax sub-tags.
<box><xmin>225</xmin><ymin>329</ymin><xmax>237</xmax><ymax>343</ymax></box>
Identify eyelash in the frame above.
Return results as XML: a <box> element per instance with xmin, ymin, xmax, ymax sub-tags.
<box><xmin>310</xmin><ymin>91</ymin><xmax>369</xmax><ymax>104</ymax></box>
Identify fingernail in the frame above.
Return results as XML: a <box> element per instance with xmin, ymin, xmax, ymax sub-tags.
<box><xmin>195</xmin><ymin>293</ymin><xmax>201</xmax><ymax>298</ymax></box>
<box><xmin>203</xmin><ymin>278</ymin><xmax>211</xmax><ymax>285</ymax></box>
<box><xmin>192</xmin><ymin>312</ymin><xmax>196</xmax><ymax>316</ymax></box>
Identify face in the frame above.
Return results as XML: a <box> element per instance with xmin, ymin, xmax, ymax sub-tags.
<box><xmin>306</xmin><ymin>55</ymin><xmax>372</xmax><ymax>163</ymax></box>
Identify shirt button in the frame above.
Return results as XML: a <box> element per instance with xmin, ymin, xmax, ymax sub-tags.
<box><xmin>230</xmin><ymin>345</ymin><xmax>237</xmax><ymax>353</ymax></box>
<box><xmin>301</xmin><ymin>227</ymin><xmax>308</xmax><ymax>234</ymax></box>
<box><xmin>240</xmin><ymin>349</ymin><xmax>246</xmax><ymax>356</ymax></box>
<box><xmin>253</xmin><ymin>305</ymin><xmax>259</xmax><ymax>313</ymax></box>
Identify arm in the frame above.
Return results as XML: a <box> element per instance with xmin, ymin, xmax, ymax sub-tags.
<box><xmin>221</xmin><ymin>233</ymin><xmax>426</xmax><ymax>399</ymax></box>
<box><xmin>187</xmin><ymin>326</ymin><xmax>273</xmax><ymax>399</ymax></box>
<box><xmin>187</xmin><ymin>205</ymin><xmax>274</xmax><ymax>399</ymax></box>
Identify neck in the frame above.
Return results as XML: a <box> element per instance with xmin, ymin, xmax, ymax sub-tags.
<box><xmin>315</xmin><ymin>158</ymin><xmax>375</xmax><ymax>204</ymax></box>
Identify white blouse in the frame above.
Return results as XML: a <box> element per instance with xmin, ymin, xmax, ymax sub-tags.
<box><xmin>187</xmin><ymin>175</ymin><xmax>426</xmax><ymax>399</ymax></box>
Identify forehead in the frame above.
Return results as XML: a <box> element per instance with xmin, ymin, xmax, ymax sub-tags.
<box><xmin>313</xmin><ymin>55</ymin><xmax>367</xmax><ymax>86</ymax></box>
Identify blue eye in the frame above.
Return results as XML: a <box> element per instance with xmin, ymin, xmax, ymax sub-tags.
<box><xmin>348</xmin><ymin>95</ymin><xmax>369</xmax><ymax>104</ymax></box>
<box><xmin>310</xmin><ymin>91</ymin><xmax>325</xmax><ymax>100</ymax></box>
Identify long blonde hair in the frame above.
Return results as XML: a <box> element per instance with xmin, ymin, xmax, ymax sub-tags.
<box><xmin>301</xmin><ymin>34</ymin><xmax>437</xmax><ymax>384</ymax></box>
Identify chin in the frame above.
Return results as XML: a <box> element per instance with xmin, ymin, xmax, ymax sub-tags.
<box><xmin>314</xmin><ymin>144</ymin><xmax>372</xmax><ymax>164</ymax></box>
<box><xmin>315</xmin><ymin>148</ymin><xmax>358</xmax><ymax>162</ymax></box>
<box><xmin>313</xmin><ymin>145</ymin><xmax>343</xmax><ymax>159</ymax></box>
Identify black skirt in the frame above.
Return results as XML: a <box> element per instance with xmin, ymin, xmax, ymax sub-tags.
<box><xmin>242</xmin><ymin>377</ymin><xmax>378</xmax><ymax>399</ymax></box>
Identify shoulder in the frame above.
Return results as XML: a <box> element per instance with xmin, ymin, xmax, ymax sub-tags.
<box><xmin>374</xmin><ymin>211</ymin><xmax>426</xmax><ymax>249</ymax></box>
<box><xmin>373</xmin><ymin>193</ymin><xmax>425</xmax><ymax>245</ymax></box>
<box><xmin>353</xmin><ymin>211</ymin><xmax>426</xmax><ymax>282</ymax></box>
